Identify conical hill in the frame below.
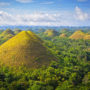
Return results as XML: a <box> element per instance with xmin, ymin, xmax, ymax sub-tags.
<box><xmin>69</xmin><ymin>30</ymin><xmax>85</xmax><ymax>40</ymax></box>
<box><xmin>0</xmin><ymin>31</ymin><xmax>57</xmax><ymax>68</ymax></box>
<box><xmin>69</xmin><ymin>30</ymin><xmax>90</xmax><ymax>40</ymax></box>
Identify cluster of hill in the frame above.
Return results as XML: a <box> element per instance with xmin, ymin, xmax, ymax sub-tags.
<box><xmin>0</xmin><ymin>28</ymin><xmax>21</xmax><ymax>38</ymax></box>
<box><xmin>0</xmin><ymin>29</ymin><xmax>21</xmax><ymax>44</ymax></box>
<box><xmin>0</xmin><ymin>28</ymin><xmax>89</xmax><ymax>68</ymax></box>
<box><xmin>0</xmin><ymin>28</ymin><xmax>90</xmax><ymax>40</ymax></box>
<box><xmin>0</xmin><ymin>28</ymin><xmax>90</xmax><ymax>90</ymax></box>
<box><xmin>42</xmin><ymin>29</ymin><xmax>90</xmax><ymax>40</ymax></box>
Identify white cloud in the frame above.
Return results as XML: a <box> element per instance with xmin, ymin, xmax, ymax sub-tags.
<box><xmin>77</xmin><ymin>0</ymin><xmax>88</xmax><ymax>2</ymax></box>
<box><xmin>40</xmin><ymin>1</ymin><xmax>54</xmax><ymax>5</ymax></box>
<box><xmin>0</xmin><ymin>11</ymin><xmax>62</xmax><ymax>26</ymax></box>
<box><xmin>0</xmin><ymin>2</ymin><xmax>10</xmax><ymax>6</ymax></box>
<box><xmin>0</xmin><ymin>10</ymin><xmax>76</xmax><ymax>26</ymax></box>
<box><xmin>75</xmin><ymin>6</ymin><xmax>88</xmax><ymax>21</ymax></box>
<box><xmin>0</xmin><ymin>11</ymin><xmax>15</xmax><ymax>25</ymax></box>
<box><xmin>16</xmin><ymin>0</ymin><xmax>33</xmax><ymax>3</ymax></box>
<box><xmin>0</xmin><ymin>10</ymin><xmax>89</xmax><ymax>26</ymax></box>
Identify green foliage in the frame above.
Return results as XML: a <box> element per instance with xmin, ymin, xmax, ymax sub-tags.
<box><xmin>0</xmin><ymin>29</ymin><xmax>90</xmax><ymax>90</ymax></box>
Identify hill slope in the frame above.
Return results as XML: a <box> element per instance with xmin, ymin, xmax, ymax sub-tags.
<box><xmin>0</xmin><ymin>29</ymin><xmax>14</xmax><ymax>40</ymax></box>
<box><xmin>84</xmin><ymin>34</ymin><xmax>90</xmax><ymax>40</ymax></box>
<box><xmin>0</xmin><ymin>31</ymin><xmax>57</xmax><ymax>68</ymax></box>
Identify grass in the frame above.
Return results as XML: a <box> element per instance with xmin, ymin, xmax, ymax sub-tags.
<box><xmin>0</xmin><ymin>31</ymin><xmax>57</xmax><ymax>69</ymax></box>
<box><xmin>69</xmin><ymin>30</ymin><xmax>90</xmax><ymax>40</ymax></box>
<box><xmin>84</xmin><ymin>34</ymin><xmax>90</xmax><ymax>40</ymax></box>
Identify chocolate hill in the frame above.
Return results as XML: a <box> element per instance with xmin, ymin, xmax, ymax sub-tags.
<box><xmin>69</xmin><ymin>30</ymin><xmax>90</xmax><ymax>40</ymax></box>
<box><xmin>69</xmin><ymin>30</ymin><xmax>85</xmax><ymax>40</ymax></box>
<box><xmin>0</xmin><ymin>31</ymin><xmax>57</xmax><ymax>68</ymax></box>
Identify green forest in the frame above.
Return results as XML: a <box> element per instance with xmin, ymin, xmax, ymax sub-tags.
<box><xmin>0</xmin><ymin>29</ymin><xmax>90</xmax><ymax>90</ymax></box>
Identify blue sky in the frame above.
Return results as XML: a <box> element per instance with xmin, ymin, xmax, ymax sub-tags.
<box><xmin>0</xmin><ymin>0</ymin><xmax>90</xmax><ymax>26</ymax></box>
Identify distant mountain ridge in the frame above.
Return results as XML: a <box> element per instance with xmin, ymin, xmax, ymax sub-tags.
<box><xmin>0</xmin><ymin>25</ymin><xmax>90</xmax><ymax>31</ymax></box>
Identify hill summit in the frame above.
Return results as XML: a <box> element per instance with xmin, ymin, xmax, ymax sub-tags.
<box><xmin>0</xmin><ymin>31</ymin><xmax>57</xmax><ymax>68</ymax></box>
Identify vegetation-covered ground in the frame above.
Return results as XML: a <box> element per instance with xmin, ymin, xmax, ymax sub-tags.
<box><xmin>0</xmin><ymin>29</ymin><xmax>90</xmax><ymax>90</ymax></box>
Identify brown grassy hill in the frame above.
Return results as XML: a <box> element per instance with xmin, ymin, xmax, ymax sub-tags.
<box><xmin>84</xmin><ymin>34</ymin><xmax>90</xmax><ymax>40</ymax></box>
<box><xmin>0</xmin><ymin>29</ymin><xmax>14</xmax><ymax>40</ymax></box>
<box><xmin>69</xmin><ymin>30</ymin><xmax>90</xmax><ymax>40</ymax></box>
<box><xmin>44</xmin><ymin>29</ymin><xmax>59</xmax><ymax>37</ymax></box>
<box><xmin>59</xmin><ymin>34</ymin><xmax>67</xmax><ymax>38</ymax></box>
<box><xmin>69</xmin><ymin>30</ymin><xmax>85</xmax><ymax>40</ymax></box>
<box><xmin>0</xmin><ymin>31</ymin><xmax>57</xmax><ymax>68</ymax></box>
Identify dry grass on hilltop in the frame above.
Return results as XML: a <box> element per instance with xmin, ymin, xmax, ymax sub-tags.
<box><xmin>0</xmin><ymin>31</ymin><xmax>57</xmax><ymax>68</ymax></box>
<box><xmin>69</xmin><ymin>30</ymin><xmax>90</xmax><ymax>40</ymax></box>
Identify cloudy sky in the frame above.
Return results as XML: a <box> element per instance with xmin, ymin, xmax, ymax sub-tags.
<box><xmin>0</xmin><ymin>0</ymin><xmax>90</xmax><ymax>26</ymax></box>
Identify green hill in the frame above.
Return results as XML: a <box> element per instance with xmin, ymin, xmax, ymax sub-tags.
<box><xmin>0</xmin><ymin>29</ymin><xmax>14</xmax><ymax>40</ymax></box>
<box><xmin>0</xmin><ymin>31</ymin><xmax>57</xmax><ymax>68</ymax></box>
<box><xmin>44</xmin><ymin>29</ymin><xmax>59</xmax><ymax>37</ymax></box>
